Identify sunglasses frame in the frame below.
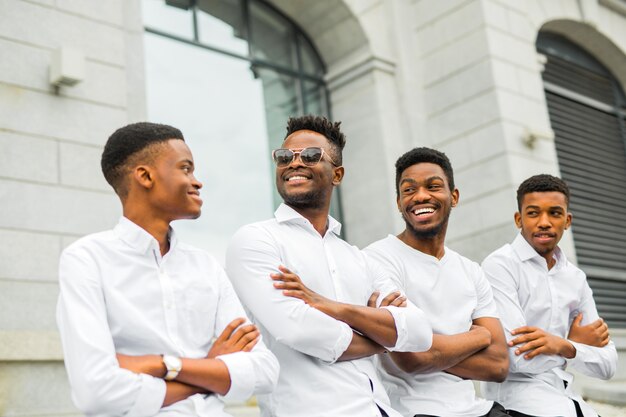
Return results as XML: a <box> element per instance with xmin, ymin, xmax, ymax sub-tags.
<box><xmin>272</xmin><ymin>147</ymin><xmax>338</xmax><ymax>167</ymax></box>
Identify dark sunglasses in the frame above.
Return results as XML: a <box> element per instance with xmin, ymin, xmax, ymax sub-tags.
<box><xmin>272</xmin><ymin>147</ymin><xmax>338</xmax><ymax>167</ymax></box>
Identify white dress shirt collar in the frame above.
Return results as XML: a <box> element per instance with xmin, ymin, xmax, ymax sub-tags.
<box><xmin>113</xmin><ymin>216</ymin><xmax>177</xmax><ymax>256</ymax></box>
<box><xmin>511</xmin><ymin>232</ymin><xmax>565</xmax><ymax>268</ymax></box>
<box><xmin>274</xmin><ymin>203</ymin><xmax>342</xmax><ymax>236</ymax></box>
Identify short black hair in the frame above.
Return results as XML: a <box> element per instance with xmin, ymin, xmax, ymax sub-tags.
<box><xmin>285</xmin><ymin>115</ymin><xmax>346</xmax><ymax>165</ymax></box>
<box><xmin>101</xmin><ymin>122</ymin><xmax>184</xmax><ymax>197</ymax></box>
<box><xmin>395</xmin><ymin>147</ymin><xmax>455</xmax><ymax>195</ymax></box>
<box><xmin>516</xmin><ymin>174</ymin><xmax>570</xmax><ymax>210</ymax></box>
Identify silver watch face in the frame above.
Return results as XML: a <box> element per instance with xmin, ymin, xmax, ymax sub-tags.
<box><xmin>163</xmin><ymin>355</ymin><xmax>182</xmax><ymax>371</ymax></box>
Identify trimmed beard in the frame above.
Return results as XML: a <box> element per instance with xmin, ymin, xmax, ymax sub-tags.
<box><xmin>278</xmin><ymin>187</ymin><xmax>326</xmax><ymax>210</ymax></box>
<box><xmin>403</xmin><ymin>205</ymin><xmax>451</xmax><ymax>239</ymax></box>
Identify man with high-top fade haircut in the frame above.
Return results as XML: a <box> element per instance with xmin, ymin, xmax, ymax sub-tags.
<box><xmin>226</xmin><ymin>115</ymin><xmax>432</xmax><ymax>417</ymax></box>
<box><xmin>481</xmin><ymin>174</ymin><xmax>617</xmax><ymax>417</ymax></box>
<box><xmin>56</xmin><ymin>122</ymin><xmax>278</xmax><ymax>416</ymax></box>
<box><xmin>365</xmin><ymin>147</ymin><xmax>510</xmax><ymax>417</ymax></box>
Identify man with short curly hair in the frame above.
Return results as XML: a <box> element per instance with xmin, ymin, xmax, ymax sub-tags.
<box><xmin>481</xmin><ymin>174</ymin><xmax>617</xmax><ymax>417</ymax></box>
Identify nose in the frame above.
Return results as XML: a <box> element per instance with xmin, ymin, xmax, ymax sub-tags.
<box><xmin>288</xmin><ymin>151</ymin><xmax>306</xmax><ymax>167</ymax></box>
<box><xmin>412</xmin><ymin>186</ymin><xmax>431</xmax><ymax>202</ymax></box>
<box><xmin>537</xmin><ymin>212</ymin><xmax>551</xmax><ymax>228</ymax></box>
<box><xmin>192</xmin><ymin>175</ymin><xmax>202</xmax><ymax>189</ymax></box>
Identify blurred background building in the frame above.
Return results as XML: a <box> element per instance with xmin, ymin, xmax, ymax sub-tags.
<box><xmin>1</xmin><ymin>0</ymin><xmax>626</xmax><ymax>415</ymax></box>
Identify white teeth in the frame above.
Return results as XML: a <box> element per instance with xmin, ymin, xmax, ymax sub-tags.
<box><xmin>413</xmin><ymin>207</ymin><xmax>435</xmax><ymax>215</ymax></box>
<box><xmin>288</xmin><ymin>176</ymin><xmax>308</xmax><ymax>181</ymax></box>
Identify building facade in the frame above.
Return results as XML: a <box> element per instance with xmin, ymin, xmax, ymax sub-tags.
<box><xmin>1</xmin><ymin>0</ymin><xmax>625</xmax><ymax>415</ymax></box>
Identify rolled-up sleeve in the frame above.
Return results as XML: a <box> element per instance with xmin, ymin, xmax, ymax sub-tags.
<box><xmin>225</xmin><ymin>225</ymin><xmax>352</xmax><ymax>363</ymax></box>
<box><xmin>366</xmin><ymin>256</ymin><xmax>432</xmax><ymax>352</ymax></box>
<box><xmin>57</xmin><ymin>247</ymin><xmax>166</xmax><ymax>416</ymax></box>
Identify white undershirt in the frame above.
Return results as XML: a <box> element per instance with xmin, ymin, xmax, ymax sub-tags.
<box><xmin>365</xmin><ymin>235</ymin><xmax>499</xmax><ymax>417</ymax></box>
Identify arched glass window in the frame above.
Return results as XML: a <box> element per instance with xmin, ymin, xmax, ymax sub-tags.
<box><xmin>537</xmin><ymin>32</ymin><xmax>626</xmax><ymax>328</ymax></box>
<box><xmin>142</xmin><ymin>0</ymin><xmax>340</xmax><ymax>259</ymax></box>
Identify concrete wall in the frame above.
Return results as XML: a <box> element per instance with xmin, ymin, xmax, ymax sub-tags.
<box><xmin>0</xmin><ymin>0</ymin><xmax>143</xmax><ymax>414</ymax></box>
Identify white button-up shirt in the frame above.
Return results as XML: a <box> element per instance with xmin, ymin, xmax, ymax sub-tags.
<box><xmin>365</xmin><ymin>235</ymin><xmax>499</xmax><ymax>417</ymax></box>
<box><xmin>481</xmin><ymin>233</ymin><xmax>617</xmax><ymax>417</ymax></box>
<box><xmin>225</xmin><ymin>204</ymin><xmax>432</xmax><ymax>417</ymax></box>
<box><xmin>57</xmin><ymin>217</ymin><xmax>279</xmax><ymax>417</ymax></box>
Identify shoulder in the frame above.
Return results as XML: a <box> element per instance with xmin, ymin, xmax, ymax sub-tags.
<box><xmin>481</xmin><ymin>243</ymin><xmax>516</xmax><ymax>269</ymax></box>
<box><xmin>364</xmin><ymin>236</ymin><xmax>401</xmax><ymax>266</ymax></box>
<box><xmin>61</xmin><ymin>230</ymin><xmax>116</xmax><ymax>259</ymax></box>
<box><xmin>230</xmin><ymin>219</ymin><xmax>278</xmax><ymax>242</ymax></box>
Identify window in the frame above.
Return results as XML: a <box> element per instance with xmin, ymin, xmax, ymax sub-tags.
<box><xmin>538</xmin><ymin>32</ymin><xmax>626</xmax><ymax>328</ymax></box>
<box><xmin>142</xmin><ymin>0</ymin><xmax>340</xmax><ymax>258</ymax></box>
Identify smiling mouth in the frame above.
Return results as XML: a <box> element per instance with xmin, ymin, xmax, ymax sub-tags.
<box><xmin>286</xmin><ymin>175</ymin><xmax>310</xmax><ymax>182</ymax></box>
<box><xmin>534</xmin><ymin>232</ymin><xmax>555</xmax><ymax>240</ymax></box>
<box><xmin>412</xmin><ymin>207</ymin><xmax>436</xmax><ymax>217</ymax></box>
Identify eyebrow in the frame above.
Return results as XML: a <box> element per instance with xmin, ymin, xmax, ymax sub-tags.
<box><xmin>399</xmin><ymin>175</ymin><xmax>445</xmax><ymax>185</ymax></box>
<box><xmin>524</xmin><ymin>205</ymin><xmax>565</xmax><ymax>210</ymax></box>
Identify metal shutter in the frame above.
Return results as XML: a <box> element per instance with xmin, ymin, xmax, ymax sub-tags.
<box><xmin>541</xmin><ymin>47</ymin><xmax>626</xmax><ymax>328</ymax></box>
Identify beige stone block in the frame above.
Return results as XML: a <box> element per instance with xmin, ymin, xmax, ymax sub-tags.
<box><xmin>486</xmin><ymin>27</ymin><xmax>537</xmax><ymax>70</ymax></box>
<box><xmin>490</xmin><ymin>58</ymin><xmax>520</xmax><ymax>92</ymax></box>
<box><xmin>0</xmin><ymin>84</ymin><xmax>127</xmax><ymax>146</ymax></box>
<box><xmin>0</xmin><ymin>361</ymin><xmax>78</xmax><ymax>416</ymax></box>
<box><xmin>0</xmin><ymin>0</ymin><xmax>125</xmax><ymax>66</ymax></box>
<box><xmin>59</xmin><ymin>142</ymin><xmax>109</xmax><ymax>191</ymax></box>
<box><xmin>0</xmin><ymin>179</ymin><xmax>120</xmax><ymax>235</ymax></box>
<box><xmin>411</xmin><ymin>0</ymin><xmax>471</xmax><ymax>29</ymax></box>
<box><xmin>437</xmin><ymin>121</ymin><xmax>507</xmax><ymax>171</ymax></box>
<box><xmin>483</xmin><ymin>0</ymin><xmax>510</xmax><ymax>32</ymax></box>
<box><xmin>454</xmin><ymin>154</ymin><xmax>513</xmax><ymax>201</ymax></box>
<box><xmin>448</xmin><ymin>220</ymin><xmax>518</xmax><ymax>262</ymax></box>
<box><xmin>497</xmin><ymin>89</ymin><xmax>549</xmax><ymax>128</ymax></box>
<box><xmin>0</xmin><ymin>229</ymin><xmax>61</xmax><ymax>282</ymax></box>
<box><xmin>0</xmin><ymin>131</ymin><xmax>58</xmax><ymax>184</ymax></box>
<box><xmin>55</xmin><ymin>0</ymin><xmax>124</xmax><ymax>26</ymax></box>
<box><xmin>0</xmin><ymin>281</ymin><xmax>59</xmax><ymax>331</ymax></box>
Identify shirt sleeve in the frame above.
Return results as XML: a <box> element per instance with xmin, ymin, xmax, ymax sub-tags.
<box><xmin>56</xmin><ymin>245</ymin><xmax>166</xmax><ymax>416</ymax></box>
<box><xmin>225</xmin><ymin>225</ymin><xmax>353</xmax><ymax>363</ymax></box>
<box><xmin>482</xmin><ymin>255</ymin><xmax>566</xmax><ymax>374</ymax></box>
<box><xmin>365</xmin><ymin>252</ymin><xmax>432</xmax><ymax>353</ymax></box>
<box><xmin>566</xmin><ymin>276</ymin><xmax>617</xmax><ymax>380</ymax></box>
<box><xmin>471</xmin><ymin>264</ymin><xmax>499</xmax><ymax>320</ymax></box>
<box><xmin>212</xmin><ymin>265</ymin><xmax>279</xmax><ymax>401</ymax></box>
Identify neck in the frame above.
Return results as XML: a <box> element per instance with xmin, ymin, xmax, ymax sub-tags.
<box><xmin>542</xmin><ymin>250</ymin><xmax>557</xmax><ymax>270</ymax></box>
<box><xmin>287</xmin><ymin>203</ymin><xmax>330</xmax><ymax>236</ymax></box>
<box><xmin>123</xmin><ymin>206</ymin><xmax>171</xmax><ymax>256</ymax></box>
<box><xmin>397</xmin><ymin>227</ymin><xmax>447</xmax><ymax>259</ymax></box>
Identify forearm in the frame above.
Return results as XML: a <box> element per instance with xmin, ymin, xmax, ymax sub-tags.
<box><xmin>391</xmin><ymin>330</ymin><xmax>490</xmax><ymax>374</ymax></box>
<box><xmin>163</xmin><ymin>381</ymin><xmax>208</xmax><ymax>407</ymax></box>
<box><xmin>338</xmin><ymin>332</ymin><xmax>386</xmax><ymax>361</ymax></box>
<box><xmin>323</xmin><ymin>302</ymin><xmax>397</xmax><ymax>348</ymax></box>
<box><xmin>175</xmin><ymin>358</ymin><xmax>231</xmax><ymax>395</ymax></box>
<box><xmin>446</xmin><ymin>343</ymin><xmax>509</xmax><ymax>381</ymax></box>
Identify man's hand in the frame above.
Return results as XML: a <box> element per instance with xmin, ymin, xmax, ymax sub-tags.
<box><xmin>509</xmin><ymin>326</ymin><xmax>575</xmax><ymax>359</ymax></box>
<box><xmin>207</xmin><ymin>317</ymin><xmax>260</xmax><ymax>358</ymax></box>
<box><xmin>567</xmin><ymin>313</ymin><xmax>610</xmax><ymax>348</ymax></box>
<box><xmin>367</xmin><ymin>290</ymin><xmax>407</xmax><ymax>308</ymax></box>
<box><xmin>116</xmin><ymin>353</ymin><xmax>164</xmax><ymax>377</ymax></box>
<box><xmin>271</xmin><ymin>265</ymin><xmax>338</xmax><ymax>315</ymax></box>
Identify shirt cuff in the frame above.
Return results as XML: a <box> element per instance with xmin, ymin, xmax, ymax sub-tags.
<box><xmin>566</xmin><ymin>340</ymin><xmax>591</xmax><ymax>368</ymax></box>
<box><xmin>217</xmin><ymin>351</ymin><xmax>255</xmax><ymax>401</ymax></box>
<box><xmin>323</xmin><ymin>322</ymin><xmax>353</xmax><ymax>364</ymax></box>
<box><xmin>382</xmin><ymin>304</ymin><xmax>432</xmax><ymax>352</ymax></box>
<box><xmin>127</xmin><ymin>373</ymin><xmax>166</xmax><ymax>417</ymax></box>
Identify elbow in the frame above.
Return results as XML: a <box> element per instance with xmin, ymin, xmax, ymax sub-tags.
<box><xmin>486</xmin><ymin>355</ymin><xmax>510</xmax><ymax>383</ymax></box>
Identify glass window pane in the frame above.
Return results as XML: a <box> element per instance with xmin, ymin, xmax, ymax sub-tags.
<box><xmin>143</xmin><ymin>0</ymin><xmax>194</xmax><ymax>39</ymax></box>
<box><xmin>144</xmin><ymin>32</ymin><xmax>274</xmax><ymax>261</ymax></box>
<box><xmin>250</xmin><ymin>1</ymin><xmax>297</xmax><ymax>70</ymax></box>
<box><xmin>299</xmin><ymin>34</ymin><xmax>324</xmax><ymax>77</ymax></box>
<box><xmin>303</xmin><ymin>81</ymin><xmax>327</xmax><ymax>116</ymax></box>
<box><xmin>196</xmin><ymin>0</ymin><xmax>248</xmax><ymax>56</ymax></box>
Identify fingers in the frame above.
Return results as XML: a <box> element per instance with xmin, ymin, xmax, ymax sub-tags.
<box><xmin>510</xmin><ymin>326</ymin><xmax>536</xmax><ymax>336</ymax></box>
<box><xmin>242</xmin><ymin>335</ymin><xmax>260</xmax><ymax>352</ymax></box>
<box><xmin>216</xmin><ymin>317</ymin><xmax>246</xmax><ymax>342</ymax></box>
<box><xmin>509</xmin><ymin>331</ymin><xmax>539</xmax><ymax>346</ymax></box>
<box><xmin>380</xmin><ymin>291</ymin><xmax>403</xmax><ymax>307</ymax></box>
<box><xmin>389</xmin><ymin>295</ymin><xmax>407</xmax><ymax>307</ymax></box>
<box><xmin>367</xmin><ymin>291</ymin><xmax>380</xmax><ymax>308</ymax></box>
<box><xmin>524</xmin><ymin>345</ymin><xmax>546</xmax><ymax>360</ymax></box>
<box><xmin>232</xmin><ymin>328</ymin><xmax>260</xmax><ymax>351</ymax></box>
<box><xmin>572</xmin><ymin>313</ymin><xmax>583</xmax><ymax>327</ymax></box>
<box><xmin>273</xmin><ymin>281</ymin><xmax>303</xmax><ymax>290</ymax></box>
<box><xmin>515</xmin><ymin>338</ymin><xmax>542</xmax><ymax>355</ymax></box>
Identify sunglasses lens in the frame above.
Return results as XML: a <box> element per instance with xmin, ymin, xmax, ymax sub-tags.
<box><xmin>273</xmin><ymin>149</ymin><xmax>294</xmax><ymax>166</ymax></box>
<box><xmin>300</xmin><ymin>148</ymin><xmax>323</xmax><ymax>165</ymax></box>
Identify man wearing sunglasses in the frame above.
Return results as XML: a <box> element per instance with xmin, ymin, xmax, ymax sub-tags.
<box><xmin>226</xmin><ymin>115</ymin><xmax>433</xmax><ymax>417</ymax></box>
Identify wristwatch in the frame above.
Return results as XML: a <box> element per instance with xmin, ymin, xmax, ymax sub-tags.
<box><xmin>162</xmin><ymin>355</ymin><xmax>182</xmax><ymax>381</ymax></box>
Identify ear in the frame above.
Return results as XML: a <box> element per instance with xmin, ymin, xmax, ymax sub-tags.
<box><xmin>565</xmin><ymin>212</ymin><xmax>572</xmax><ymax>230</ymax></box>
<box><xmin>451</xmin><ymin>188</ymin><xmax>460</xmax><ymax>207</ymax></box>
<box><xmin>514</xmin><ymin>212</ymin><xmax>522</xmax><ymax>229</ymax></box>
<box><xmin>133</xmin><ymin>165</ymin><xmax>154</xmax><ymax>190</ymax></box>
<box><xmin>331</xmin><ymin>166</ymin><xmax>344</xmax><ymax>186</ymax></box>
